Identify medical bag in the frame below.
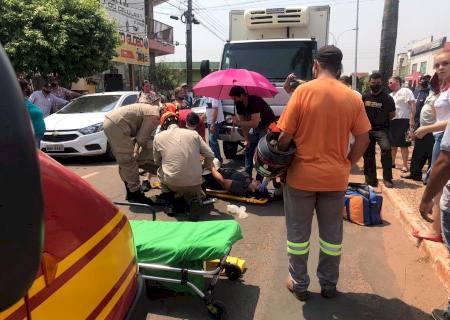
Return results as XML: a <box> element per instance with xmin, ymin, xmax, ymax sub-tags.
<box><xmin>343</xmin><ymin>183</ymin><xmax>383</xmax><ymax>226</ymax></box>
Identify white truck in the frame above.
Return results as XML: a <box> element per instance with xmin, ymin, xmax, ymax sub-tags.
<box><xmin>201</xmin><ymin>6</ymin><xmax>330</xmax><ymax>159</ymax></box>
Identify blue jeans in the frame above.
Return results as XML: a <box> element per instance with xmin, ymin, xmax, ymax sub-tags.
<box><xmin>245</xmin><ymin>128</ymin><xmax>265</xmax><ymax>181</ymax></box>
<box><xmin>424</xmin><ymin>133</ymin><xmax>444</xmax><ymax>183</ymax></box>
<box><xmin>442</xmin><ymin>208</ymin><xmax>450</xmax><ymax>256</ymax></box>
<box><xmin>431</xmin><ymin>132</ymin><xmax>444</xmax><ymax>165</ymax></box>
<box><xmin>441</xmin><ymin>208</ymin><xmax>450</xmax><ymax>314</ymax></box>
<box><xmin>209</xmin><ymin>122</ymin><xmax>223</xmax><ymax>162</ymax></box>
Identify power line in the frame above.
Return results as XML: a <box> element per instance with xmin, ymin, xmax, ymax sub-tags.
<box><xmin>194</xmin><ymin>16</ymin><xmax>227</xmax><ymax>42</ymax></box>
<box><xmin>194</xmin><ymin>12</ymin><xmax>227</xmax><ymax>39</ymax></box>
<box><xmin>194</xmin><ymin>0</ymin><xmax>375</xmax><ymax>11</ymax></box>
<box><xmin>192</xmin><ymin>0</ymin><xmax>227</xmax><ymax>38</ymax></box>
<box><xmin>192</xmin><ymin>0</ymin><xmax>227</xmax><ymax>33</ymax></box>
<box><xmin>193</xmin><ymin>14</ymin><xmax>227</xmax><ymax>39</ymax></box>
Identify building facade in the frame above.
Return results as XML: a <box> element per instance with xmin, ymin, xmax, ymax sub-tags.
<box><xmin>72</xmin><ymin>0</ymin><xmax>175</xmax><ymax>93</ymax></box>
<box><xmin>394</xmin><ymin>36</ymin><xmax>448</xmax><ymax>87</ymax></box>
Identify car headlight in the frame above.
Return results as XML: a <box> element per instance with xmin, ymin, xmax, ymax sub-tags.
<box><xmin>79</xmin><ymin>123</ymin><xmax>103</xmax><ymax>135</ymax></box>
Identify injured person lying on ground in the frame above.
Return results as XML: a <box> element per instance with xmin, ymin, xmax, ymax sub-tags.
<box><xmin>202</xmin><ymin>160</ymin><xmax>282</xmax><ymax>201</ymax></box>
<box><xmin>203</xmin><ymin>166</ymin><xmax>266</xmax><ymax>197</ymax></box>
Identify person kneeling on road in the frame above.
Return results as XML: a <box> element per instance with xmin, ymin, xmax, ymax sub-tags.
<box><xmin>153</xmin><ymin>111</ymin><xmax>215</xmax><ymax>219</ymax></box>
<box><xmin>103</xmin><ymin>93</ymin><xmax>161</xmax><ymax>205</ymax></box>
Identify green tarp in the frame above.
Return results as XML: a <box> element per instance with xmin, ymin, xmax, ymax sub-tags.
<box><xmin>129</xmin><ymin>220</ymin><xmax>243</xmax><ymax>294</ymax></box>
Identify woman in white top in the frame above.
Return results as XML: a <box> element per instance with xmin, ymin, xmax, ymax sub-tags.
<box><xmin>413</xmin><ymin>49</ymin><xmax>450</xmax><ymax>243</ymax></box>
<box><xmin>388</xmin><ymin>76</ymin><xmax>416</xmax><ymax>172</ymax></box>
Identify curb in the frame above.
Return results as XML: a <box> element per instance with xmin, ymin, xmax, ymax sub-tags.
<box><xmin>382</xmin><ymin>185</ymin><xmax>450</xmax><ymax>293</ymax></box>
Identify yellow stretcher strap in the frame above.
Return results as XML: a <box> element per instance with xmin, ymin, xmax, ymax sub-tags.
<box><xmin>206</xmin><ymin>190</ymin><xmax>269</xmax><ymax>204</ymax></box>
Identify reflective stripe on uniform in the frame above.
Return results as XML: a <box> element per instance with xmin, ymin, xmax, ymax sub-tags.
<box><xmin>287</xmin><ymin>240</ymin><xmax>310</xmax><ymax>255</ymax></box>
<box><xmin>319</xmin><ymin>238</ymin><xmax>342</xmax><ymax>256</ymax></box>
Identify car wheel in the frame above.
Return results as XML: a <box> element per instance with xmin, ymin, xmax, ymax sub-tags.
<box><xmin>223</xmin><ymin>141</ymin><xmax>238</xmax><ymax>160</ymax></box>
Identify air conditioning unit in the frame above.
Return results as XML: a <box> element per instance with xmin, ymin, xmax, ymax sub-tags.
<box><xmin>244</xmin><ymin>7</ymin><xmax>309</xmax><ymax>29</ymax></box>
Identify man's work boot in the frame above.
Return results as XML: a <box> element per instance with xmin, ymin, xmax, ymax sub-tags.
<box><xmin>155</xmin><ymin>192</ymin><xmax>174</xmax><ymax>206</ymax></box>
<box><xmin>383</xmin><ymin>180</ymin><xmax>394</xmax><ymax>188</ymax></box>
<box><xmin>126</xmin><ymin>189</ymin><xmax>154</xmax><ymax>206</ymax></box>
<box><xmin>364</xmin><ymin>176</ymin><xmax>378</xmax><ymax>188</ymax></box>
<box><xmin>188</xmin><ymin>199</ymin><xmax>202</xmax><ymax>222</ymax></box>
<box><xmin>286</xmin><ymin>278</ymin><xmax>309</xmax><ymax>301</ymax></box>
<box><xmin>140</xmin><ymin>180</ymin><xmax>152</xmax><ymax>193</ymax></box>
<box><xmin>432</xmin><ymin>309</ymin><xmax>450</xmax><ymax>320</ymax></box>
<box><xmin>320</xmin><ymin>286</ymin><xmax>337</xmax><ymax>299</ymax></box>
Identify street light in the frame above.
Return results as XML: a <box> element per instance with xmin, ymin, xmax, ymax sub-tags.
<box><xmin>329</xmin><ymin>28</ymin><xmax>356</xmax><ymax>46</ymax></box>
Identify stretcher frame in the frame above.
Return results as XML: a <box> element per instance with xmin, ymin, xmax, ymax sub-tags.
<box><xmin>113</xmin><ymin>201</ymin><xmax>231</xmax><ymax>318</ymax></box>
<box><xmin>138</xmin><ymin>248</ymin><xmax>231</xmax><ymax>304</ymax></box>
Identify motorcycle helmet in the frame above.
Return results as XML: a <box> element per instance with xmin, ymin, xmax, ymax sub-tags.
<box><xmin>160</xmin><ymin>111</ymin><xmax>179</xmax><ymax>130</ymax></box>
<box><xmin>254</xmin><ymin>130</ymin><xmax>296</xmax><ymax>179</ymax></box>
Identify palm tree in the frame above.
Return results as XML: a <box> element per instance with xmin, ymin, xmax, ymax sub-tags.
<box><xmin>379</xmin><ymin>0</ymin><xmax>399</xmax><ymax>88</ymax></box>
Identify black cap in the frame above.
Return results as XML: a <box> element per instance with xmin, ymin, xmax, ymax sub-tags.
<box><xmin>316</xmin><ymin>45</ymin><xmax>343</xmax><ymax>66</ymax></box>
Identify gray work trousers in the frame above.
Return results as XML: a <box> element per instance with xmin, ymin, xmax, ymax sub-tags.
<box><xmin>284</xmin><ymin>184</ymin><xmax>345</xmax><ymax>293</ymax></box>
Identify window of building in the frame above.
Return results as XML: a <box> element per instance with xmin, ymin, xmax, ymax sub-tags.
<box><xmin>420</xmin><ymin>61</ymin><xmax>427</xmax><ymax>74</ymax></box>
<box><xmin>412</xmin><ymin>63</ymin><xmax>418</xmax><ymax>73</ymax></box>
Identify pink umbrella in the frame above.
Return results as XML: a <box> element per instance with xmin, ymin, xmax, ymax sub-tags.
<box><xmin>193</xmin><ymin>69</ymin><xmax>278</xmax><ymax>99</ymax></box>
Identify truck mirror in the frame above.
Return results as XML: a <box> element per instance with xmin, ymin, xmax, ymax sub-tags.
<box><xmin>0</xmin><ymin>44</ymin><xmax>44</xmax><ymax>311</ymax></box>
<box><xmin>200</xmin><ymin>60</ymin><xmax>211</xmax><ymax>79</ymax></box>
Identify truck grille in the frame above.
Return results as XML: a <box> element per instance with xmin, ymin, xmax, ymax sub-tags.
<box><xmin>43</xmin><ymin>134</ymin><xmax>79</xmax><ymax>142</ymax></box>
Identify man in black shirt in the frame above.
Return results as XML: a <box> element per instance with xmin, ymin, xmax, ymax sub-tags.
<box><xmin>363</xmin><ymin>72</ymin><xmax>396</xmax><ymax>188</ymax></box>
<box><xmin>229</xmin><ymin>86</ymin><xmax>276</xmax><ymax>178</ymax></box>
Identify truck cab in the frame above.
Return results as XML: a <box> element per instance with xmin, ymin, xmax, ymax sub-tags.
<box><xmin>214</xmin><ymin>6</ymin><xmax>330</xmax><ymax>159</ymax></box>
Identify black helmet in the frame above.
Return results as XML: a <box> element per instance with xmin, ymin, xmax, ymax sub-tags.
<box><xmin>254</xmin><ymin>131</ymin><xmax>296</xmax><ymax>179</ymax></box>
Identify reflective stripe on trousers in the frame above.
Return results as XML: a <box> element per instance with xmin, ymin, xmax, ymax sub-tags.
<box><xmin>319</xmin><ymin>238</ymin><xmax>342</xmax><ymax>256</ymax></box>
<box><xmin>287</xmin><ymin>240</ymin><xmax>310</xmax><ymax>255</ymax></box>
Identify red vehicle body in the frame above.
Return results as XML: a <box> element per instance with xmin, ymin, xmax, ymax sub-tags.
<box><xmin>0</xmin><ymin>152</ymin><xmax>143</xmax><ymax>320</ymax></box>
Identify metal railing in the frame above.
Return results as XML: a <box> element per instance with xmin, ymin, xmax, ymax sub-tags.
<box><xmin>150</xmin><ymin>19</ymin><xmax>173</xmax><ymax>45</ymax></box>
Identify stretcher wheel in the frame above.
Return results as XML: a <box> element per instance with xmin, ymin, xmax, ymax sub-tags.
<box><xmin>207</xmin><ymin>300</ymin><xmax>227</xmax><ymax>320</ymax></box>
<box><xmin>225</xmin><ymin>264</ymin><xmax>241</xmax><ymax>281</ymax></box>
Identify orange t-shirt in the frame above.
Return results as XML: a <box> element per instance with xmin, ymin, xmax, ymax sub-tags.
<box><xmin>277</xmin><ymin>77</ymin><xmax>371</xmax><ymax>192</ymax></box>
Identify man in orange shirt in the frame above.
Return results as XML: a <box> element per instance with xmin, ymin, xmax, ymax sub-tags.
<box><xmin>277</xmin><ymin>46</ymin><xmax>371</xmax><ymax>301</ymax></box>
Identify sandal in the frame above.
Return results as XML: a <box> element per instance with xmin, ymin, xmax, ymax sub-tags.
<box><xmin>412</xmin><ymin>229</ymin><xmax>443</xmax><ymax>243</ymax></box>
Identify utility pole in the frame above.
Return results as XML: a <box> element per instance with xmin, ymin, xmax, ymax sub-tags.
<box><xmin>353</xmin><ymin>0</ymin><xmax>360</xmax><ymax>90</ymax></box>
<box><xmin>186</xmin><ymin>0</ymin><xmax>193</xmax><ymax>87</ymax></box>
<box><xmin>145</xmin><ymin>0</ymin><xmax>156</xmax><ymax>67</ymax></box>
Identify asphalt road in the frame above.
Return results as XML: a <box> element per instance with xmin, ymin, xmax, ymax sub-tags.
<box><xmin>58</xmin><ymin>155</ymin><xmax>448</xmax><ymax>320</ymax></box>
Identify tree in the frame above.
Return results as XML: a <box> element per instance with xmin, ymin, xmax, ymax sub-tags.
<box><xmin>378</xmin><ymin>0</ymin><xmax>399</xmax><ymax>88</ymax></box>
<box><xmin>147</xmin><ymin>63</ymin><xmax>184</xmax><ymax>99</ymax></box>
<box><xmin>0</xmin><ymin>0</ymin><xmax>119</xmax><ymax>83</ymax></box>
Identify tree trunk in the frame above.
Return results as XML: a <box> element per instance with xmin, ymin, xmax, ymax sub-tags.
<box><xmin>379</xmin><ymin>0</ymin><xmax>399</xmax><ymax>89</ymax></box>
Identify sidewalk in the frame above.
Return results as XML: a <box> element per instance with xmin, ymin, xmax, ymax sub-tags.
<box><xmin>351</xmin><ymin>150</ymin><xmax>450</xmax><ymax>293</ymax></box>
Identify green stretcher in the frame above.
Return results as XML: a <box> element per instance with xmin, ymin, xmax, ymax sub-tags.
<box><xmin>129</xmin><ymin>219</ymin><xmax>243</xmax><ymax>319</ymax></box>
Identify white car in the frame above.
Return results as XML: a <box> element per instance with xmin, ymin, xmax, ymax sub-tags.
<box><xmin>41</xmin><ymin>91</ymin><xmax>140</xmax><ymax>157</ymax></box>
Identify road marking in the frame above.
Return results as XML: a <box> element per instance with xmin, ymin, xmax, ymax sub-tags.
<box><xmin>81</xmin><ymin>172</ymin><xmax>100</xmax><ymax>179</ymax></box>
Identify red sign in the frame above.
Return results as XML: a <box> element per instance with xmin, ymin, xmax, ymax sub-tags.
<box><xmin>120</xmin><ymin>50</ymin><xmax>135</xmax><ymax>59</ymax></box>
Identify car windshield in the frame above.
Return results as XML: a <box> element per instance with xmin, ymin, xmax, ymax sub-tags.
<box><xmin>192</xmin><ymin>98</ymin><xmax>207</xmax><ymax>109</ymax></box>
<box><xmin>221</xmin><ymin>41</ymin><xmax>315</xmax><ymax>81</ymax></box>
<box><xmin>58</xmin><ymin>95</ymin><xmax>121</xmax><ymax>114</ymax></box>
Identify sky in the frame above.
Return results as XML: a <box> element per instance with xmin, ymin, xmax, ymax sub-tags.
<box><xmin>147</xmin><ymin>0</ymin><xmax>450</xmax><ymax>75</ymax></box>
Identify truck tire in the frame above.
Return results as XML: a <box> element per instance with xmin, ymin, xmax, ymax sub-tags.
<box><xmin>223</xmin><ymin>141</ymin><xmax>238</xmax><ymax>159</ymax></box>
